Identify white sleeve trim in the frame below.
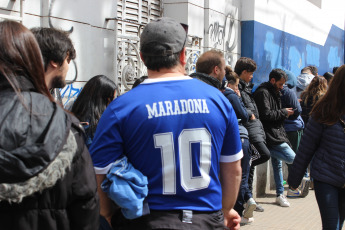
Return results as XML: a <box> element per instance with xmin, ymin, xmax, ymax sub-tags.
<box><xmin>220</xmin><ymin>149</ymin><xmax>243</xmax><ymax>163</ymax></box>
<box><xmin>94</xmin><ymin>163</ymin><xmax>113</xmax><ymax>175</ymax></box>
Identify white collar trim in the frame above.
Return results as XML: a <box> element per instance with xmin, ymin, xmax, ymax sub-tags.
<box><xmin>141</xmin><ymin>76</ymin><xmax>192</xmax><ymax>84</ymax></box>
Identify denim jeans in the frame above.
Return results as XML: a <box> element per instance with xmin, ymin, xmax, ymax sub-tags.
<box><xmin>234</xmin><ymin>138</ymin><xmax>252</xmax><ymax>216</ymax></box>
<box><xmin>268</xmin><ymin>142</ymin><xmax>295</xmax><ymax>195</ymax></box>
<box><xmin>314</xmin><ymin>180</ymin><xmax>345</xmax><ymax>230</ymax></box>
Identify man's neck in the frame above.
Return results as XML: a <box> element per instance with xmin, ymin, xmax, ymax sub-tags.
<box><xmin>147</xmin><ymin>65</ymin><xmax>185</xmax><ymax>79</ymax></box>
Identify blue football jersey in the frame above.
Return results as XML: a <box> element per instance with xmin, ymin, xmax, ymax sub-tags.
<box><xmin>90</xmin><ymin>76</ymin><xmax>243</xmax><ymax>211</ymax></box>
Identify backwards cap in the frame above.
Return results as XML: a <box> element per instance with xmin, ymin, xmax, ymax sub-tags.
<box><xmin>140</xmin><ymin>17</ymin><xmax>186</xmax><ymax>57</ymax></box>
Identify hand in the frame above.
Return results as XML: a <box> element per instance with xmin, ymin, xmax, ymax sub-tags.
<box><xmin>285</xmin><ymin>108</ymin><xmax>294</xmax><ymax>117</ymax></box>
<box><xmin>250</xmin><ymin>114</ymin><xmax>256</xmax><ymax>120</ymax></box>
<box><xmin>223</xmin><ymin>208</ymin><xmax>241</xmax><ymax>230</ymax></box>
<box><xmin>235</xmin><ymin>89</ymin><xmax>241</xmax><ymax>97</ymax></box>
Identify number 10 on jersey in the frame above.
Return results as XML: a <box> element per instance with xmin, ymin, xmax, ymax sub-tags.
<box><xmin>154</xmin><ymin>128</ymin><xmax>212</xmax><ymax>194</ymax></box>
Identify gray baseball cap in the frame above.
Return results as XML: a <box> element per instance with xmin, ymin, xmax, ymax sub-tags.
<box><xmin>140</xmin><ymin>17</ymin><xmax>187</xmax><ymax>57</ymax></box>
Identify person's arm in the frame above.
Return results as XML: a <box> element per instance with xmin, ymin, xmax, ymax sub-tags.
<box><xmin>288</xmin><ymin>116</ymin><xmax>323</xmax><ymax>188</ymax></box>
<box><xmin>67</xmin><ymin>125</ymin><xmax>100</xmax><ymax>230</ymax></box>
<box><xmin>96</xmin><ymin>174</ymin><xmax>115</xmax><ymax>226</ymax></box>
<box><xmin>226</xmin><ymin>94</ymin><xmax>249</xmax><ymax>123</ymax></box>
<box><xmin>220</xmin><ymin>160</ymin><xmax>242</xmax><ymax>230</ymax></box>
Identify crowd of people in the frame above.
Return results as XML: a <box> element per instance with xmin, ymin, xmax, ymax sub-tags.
<box><xmin>0</xmin><ymin>17</ymin><xmax>344</xmax><ymax>230</ymax></box>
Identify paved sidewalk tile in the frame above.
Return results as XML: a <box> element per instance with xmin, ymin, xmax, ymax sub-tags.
<box><xmin>239</xmin><ymin>189</ymin><xmax>344</xmax><ymax>230</ymax></box>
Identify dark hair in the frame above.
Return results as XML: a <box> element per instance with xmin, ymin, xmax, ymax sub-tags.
<box><xmin>301</xmin><ymin>66</ymin><xmax>311</xmax><ymax>74</ymax></box>
<box><xmin>308</xmin><ymin>65</ymin><xmax>318</xmax><ymax>76</ymax></box>
<box><xmin>196</xmin><ymin>50</ymin><xmax>224</xmax><ymax>75</ymax></box>
<box><xmin>269</xmin><ymin>68</ymin><xmax>288</xmax><ymax>81</ymax></box>
<box><xmin>141</xmin><ymin>42</ymin><xmax>181</xmax><ymax>71</ymax></box>
<box><xmin>225</xmin><ymin>65</ymin><xmax>239</xmax><ymax>85</ymax></box>
<box><xmin>333</xmin><ymin>66</ymin><xmax>339</xmax><ymax>74</ymax></box>
<box><xmin>31</xmin><ymin>27</ymin><xmax>76</xmax><ymax>71</ymax></box>
<box><xmin>311</xmin><ymin>65</ymin><xmax>345</xmax><ymax>125</ymax></box>
<box><xmin>300</xmin><ymin>76</ymin><xmax>327</xmax><ymax>107</ymax></box>
<box><xmin>132</xmin><ymin>76</ymin><xmax>148</xmax><ymax>89</ymax></box>
<box><xmin>71</xmin><ymin>75</ymin><xmax>117</xmax><ymax>136</ymax></box>
<box><xmin>234</xmin><ymin>57</ymin><xmax>257</xmax><ymax>76</ymax></box>
<box><xmin>322</xmin><ymin>72</ymin><xmax>334</xmax><ymax>83</ymax></box>
<box><xmin>0</xmin><ymin>20</ymin><xmax>53</xmax><ymax>101</ymax></box>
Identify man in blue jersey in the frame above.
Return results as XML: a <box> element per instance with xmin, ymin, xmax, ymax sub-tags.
<box><xmin>90</xmin><ymin>17</ymin><xmax>242</xmax><ymax>230</ymax></box>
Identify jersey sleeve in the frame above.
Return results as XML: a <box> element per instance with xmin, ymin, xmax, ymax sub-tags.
<box><xmin>220</xmin><ymin>106</ymin><xmax>243</xmax><ymax>163</ymax></box>
<box><xmin>89</xmin><ymin>106</ymin><xmax>124</xmax><ymax>174</ymax></box>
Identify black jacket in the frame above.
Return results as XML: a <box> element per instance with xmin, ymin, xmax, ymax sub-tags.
<box><xmin>238</xmin><ymin>79</ymin><xmax>266</xmax><ymax>143</ymax></box>
<box><xmin>253</xmin><ymin>82</ymin><xmax>290</xmax><ymax>146</ymax></box>
<box><xmin>190</xmin><ymin>72</ymin><xmax>221</xmax><ymax>89</ymax></box>
<box><xmin>0</xmin><ymin>77</ymin><xmax>99</xmax><ymax>230</ymax></box>
<box><xmin>288</xmin><ymin>116</ymin><xmax>345</xmax><ymax>189</ymax></box>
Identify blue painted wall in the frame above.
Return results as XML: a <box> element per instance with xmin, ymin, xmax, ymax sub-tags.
<box><xmin>241</xmin><ymin>20</ymin><xmax>344</xmax><ymax>90</ymax></box>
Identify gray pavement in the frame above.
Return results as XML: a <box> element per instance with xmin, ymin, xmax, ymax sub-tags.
<box><xmin>240</xmin><ymin>187</ymin><xmax>344</xmax><ymax>230</ymax></box>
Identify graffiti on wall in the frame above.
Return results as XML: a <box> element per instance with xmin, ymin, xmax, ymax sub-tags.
<box><xmin>207</xmin><ymin>12</ymin><xmax>238</xmax><ymax>66</ymax></box>
<box><xmin>241</xmin><ymin>21</ymin><xmax>344</xmax><ymax>90</ymax></box>
<box><xmin>59</xmin><ymin>84</ymin><xmax>83</xmax><ymax>107</ymax></box>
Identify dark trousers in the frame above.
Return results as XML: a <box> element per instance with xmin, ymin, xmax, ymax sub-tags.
<box><xmin>314</xmin><ymin>180</ymin><xmax>345</xmax><ymax>230</ymax></box>
<box><xmin>111</xmin><ymin>209</ymin><xmax>225</xmax><ymax>230</ymax></box>
<box><xmin>234</xmin><ymin>138</ymin><xmax>252</xmax><ymax>215</ymax></box>
<box><xmin>286</xmin><ymin>130</ymin><xmax>303</xmax><ymax>153</ymax></box>
<box><xmin>248</xmin><ymin>141</ymin><xmax>271</xmax><ymax>192</ymax></box>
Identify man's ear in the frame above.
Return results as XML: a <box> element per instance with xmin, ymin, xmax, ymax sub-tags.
<box><xmin>179</xmin><ymin>47</ymin><xmax>187</xmax><ymax>66</ymax></box>
<box><xmin>140</xmin><ymin>52</ymin><xmax>145</xmax><ymax>64</ymax></box>
<box><xmin>49</xmin><ymin>60</ymin><xmax>58</xmax><ymax>68</ymax></box>
<box><xmin>269</xmin><ymin>78</ymin><xmax>276</xmax><ymax>84</ymax></box>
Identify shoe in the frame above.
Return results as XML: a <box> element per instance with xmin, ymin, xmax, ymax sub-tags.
<box><xmin>300</xmin><ymin>178</ymin><xmax>311</xmax><ymax>197</ymax></box>
<box><xmin>240</xmin><ymin>217</ymin><xmax>254</xmax><ymax>225</ymax></box>
<box><xmin>243</xmin><ymin>198</ymin><xmax>256</xmax><ymax>218</ymax></box>
<box><xmin>276</xmin><ymin>194</ymin><xmax>290</xmax><ymax>207</ymax></box>
<box><xmin>287</xmin><ymin>188</ymin><xmax>301</xmax><ymax>197</ymax></box>
<box><xmin>255</xmin><ymin>204</ymin><xmax>264</xmax><ymax>212</ymax></box>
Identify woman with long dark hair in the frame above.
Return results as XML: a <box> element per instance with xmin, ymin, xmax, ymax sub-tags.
<box><xmin>288</xmin><ymin>65</ymin><xmax>345</xmax><ymax>230</ymax></box>
<box><xmin>300</xmin><ymin>76</ymin><xmax>327</xmax><ymax>125</ymax></box>
<box><xmin>71</xmin><ymin>75</ymin><xmax>117</xmax><ymax>148</ymax></box>
<box><xmin>0</xmin><ymin>20</ymin><xmax>99</xmax><ymax>230</ymax></box>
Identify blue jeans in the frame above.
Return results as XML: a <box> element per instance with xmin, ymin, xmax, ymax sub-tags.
<box><xmin>268</xmin><ymin>142</ymin><xmax>295</xmax><ymax>195</ymax></box>
<box><xmin>234</xmin><ymin>138</ymin><xmax>252</xmax><ymax>216</ymax></box>
<box><xmin>314</xmin><ymin>180</ymin><xmax>345</xmax><ymax>230</ymax></box>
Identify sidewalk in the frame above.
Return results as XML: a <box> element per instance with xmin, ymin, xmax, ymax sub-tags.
<box><xmin>240</xmin><ymin>187</ymin><xmax>344</xmax><ymax>230</ymax></box>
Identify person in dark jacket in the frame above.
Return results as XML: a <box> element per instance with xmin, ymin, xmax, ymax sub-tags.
<box><xmin>253</xmin><ymin>69</ymin><xmax>295</xmax><ymax>207</ymax></box>
<box><xmin>281</xmin><ymin>70</ymin><xmax>310</xmax><ymax>198</ymax></box>
<box><xmin>223</xmin><ymin>66</ymin><xmax>257</xmax><ymax>225</ymax></box>
<box><xmin>235</xmin><ymin>57</ymin><xmax>269</xmax><ymax>212</ymax></box>
<box><xmin>0</xmin><ymin>20</ymin><xmax>99</xmax><ymax>230</ymax></box>
<box><xmin>288</xmin><ymin>64</ymin><xmax>345</xmax><ymax>230</ymax></box>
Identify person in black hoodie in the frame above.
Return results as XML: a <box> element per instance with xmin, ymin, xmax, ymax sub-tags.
<box><xmin>253</xmin><ymin>68</ymin><xmax>296</xmax><ymax>207</ymax></box>
<box><xmin>0</xmin><ymin>20</ymin><xmax>99</xmax><ymax>230</ymax></box>
<box><xmin>234</xmin><ymin>57</ymin><xmax>269</xmax><ymax>212</ymax></box>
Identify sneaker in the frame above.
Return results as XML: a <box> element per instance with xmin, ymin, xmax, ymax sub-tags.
<box><xmin>299</xmin><ymin>178</ymin><xmax>311</xmax><ymax>197</ymax></box>
<box><xmin>276</xmin><ymin>194</ymin><xmax>290</xmax><ymax>207</ymax></box>
<box><xmin>287</xmin><ymin>188</ymin><xmax>301</xmax><ymax>197</ymax></box>
<box><xmin>255</xmin><ymin>204</ymin><xmax>264</xmax><ymax>212</ymax></box>
<box><xmin>243</xmin><ymin>198</ymin><xmax>257</xmax><ymax>218</ymax></box>
<box><xmin>240</xmin><ymin>217</ymin><xmax>254</xmax><ymax>225</ymax></box>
